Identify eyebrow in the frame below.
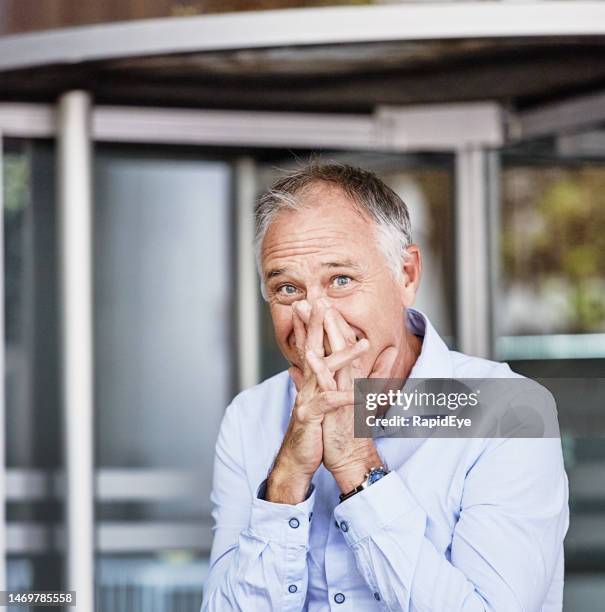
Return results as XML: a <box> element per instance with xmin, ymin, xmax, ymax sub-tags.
<box><xmin>265</xmin><ymin>259</ymin><xmax>361</xmax><ymax>282</ymax></box>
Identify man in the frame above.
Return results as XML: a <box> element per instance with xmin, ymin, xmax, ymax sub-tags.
<box><xmin>201</xmin><ymin>162</ymin><xmax>569</xmax><ymax>611</ymax></box>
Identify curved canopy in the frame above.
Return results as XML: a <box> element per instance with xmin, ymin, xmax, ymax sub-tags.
<box><xmin>0</xmin><ymin>2</ymin><xmax>604</xmax><ymax>112</ymax></box>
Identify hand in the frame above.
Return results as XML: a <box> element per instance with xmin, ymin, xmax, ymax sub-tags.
<box><xmin>292</xmin><ymin>299</ymin><xmax>399</xmax><ymax>493</ymax></box>
<box><xmin>266</xmin><ymin>299</ymin><xmax>369</xmax><ymax>504</ymax></box>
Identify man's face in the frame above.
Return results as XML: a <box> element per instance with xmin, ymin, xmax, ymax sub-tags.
<box><xmin>260</xmin><ymin>181</ymin><xmax>421</xmax><ymax>377</ymax></box>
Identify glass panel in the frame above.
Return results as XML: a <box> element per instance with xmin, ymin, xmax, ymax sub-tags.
<box><xmin>497</xmin><ymin>158</ymin><xmax>605</xmax><ymax>360</ymax></box>
<box><xmin>257</xmin><ymin>152</ymin><xmax>455</xmax><ymax>380</ymax></box>
<box><xmin>93</xmin><ymin>145</ymin><xmax>234</xmax><ymax>609</ymax></box>
<box><xmin>94</xmin><ymin>145</ymin><xmax>233</xmax><ymax>514</ymax></box>
<box><xmin>496</xmin><ymin>138</ymin><xmax>605</xmax><ymax>611</ymax></box>
<box><xmin>4</xmin><ymin>139</ymin><xmax>60</xmax><ymax>469</ymax></box>
<box><xmin>95</xmin><ymin>554</ymin><xmax>208</xmax><ymax>612</ymax></box>
<box><xmin>4</xmin><ymin>138</ymin><xmax>64</xmax><ymax>609</ymax></box>
<box><xmin>4</xmin><ymin>140</ymin><xmax>236</xmax><ymax>608</ymax></box>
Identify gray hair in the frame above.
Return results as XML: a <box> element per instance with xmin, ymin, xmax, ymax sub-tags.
<box><xmin>254</xmin><ymin>161</ymin><xmax>413</xmax><ymax>300</ymax></box>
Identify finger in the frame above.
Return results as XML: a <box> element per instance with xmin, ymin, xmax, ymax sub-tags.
<box><xmin>319</xmin><ymin>390</ymin><xmax>355</xmax><ymax>412</ymax></box>
<box><xmin>368</xmin><ymin>348</ymin><xmax>400</xmax><ymax>412</ymax></box>
<box><xmin>306</xmin><ymin>348</ymin><xmax>337</xmax><ymax>391</ymax></box>
<box><xmin>294</xmin><ymin>299</ymin><xmax>336</xmax><ymax>356</ymax></box>
<box><xmin>293</xmin><ymin>299</ymin><xmax>311</xmax><ymax>325</ymax></box>
<box><xmin>325</xmin><ymin>306</ymin><xmax>356</xmax><ymax>348</ymax></box>
<box><xmin>325</xmin><ymin>306</ymin><xmax>363</xmax><ymax>386</ymax></box>
<box><xmin>306</xmin><ymin>300</ymin><xmax>326</xmax><ymax>358</ymax></box>
<box><xmin>323</xmin><ymin>306</ymin><xmax>348</xmax><ymax>352</ymax></box>
<box><xmin>323</xmin><ymin>333</ymin><xmax>332</xmax><ymax>356</ymax></box>
<box><xmin>324</xmin><ymin>302</ymin><xmax>353</xmax><ymax>389</ymax></box>
<box><xmin>292</xmin><ymin>307</ymin><xmax>310</xmax><ymax>377</ymax></box>
<box><xmin>323</xmin><ymin>338</ymin><xmax>369</xmax><ymax>372</ymax></box>
<box><xmin>292</xmin><ymin>302</ymin><xmax>307</xmax><ymax>349</ymax></box>
<box><xmin>288</xmin><ymin>365</ymin><xmax>305</xmax><ymax>392</ymax></box>
<box><xmin>294</xmin><ymin>300</ymin><xmax>332</xmax><ymax>355</ymax></box>
<box><xmin>369</xmin><ymin>346</ymin><xmax>399</xmax><ymax>379</ymax></box>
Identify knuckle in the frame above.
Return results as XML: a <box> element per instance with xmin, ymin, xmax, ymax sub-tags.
<box><xmin>319</xmin><ymin>391</ymin><xmax>335</xmax><ymax>406</ymax></box>
<box><xmin>294</xmin><ymin>403</ymin><xmax>310</xmax><ymax>422</ymax></box>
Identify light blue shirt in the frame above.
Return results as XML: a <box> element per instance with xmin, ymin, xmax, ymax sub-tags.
<box><xmin>201</xmin><ymin>308</ymin><xmax>569</xmax><ymax>611</ymax></box>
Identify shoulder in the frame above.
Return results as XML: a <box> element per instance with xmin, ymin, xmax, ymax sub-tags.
<box><xmin>217</xmin><ymin>370</ymin><xmax>293</xmax><ymax>478</ymax></box>
<box><xmin>231</xmin><ymin>369</ymin><xmax>292</xmax><ymax>406</ymax></box>
<box><xmin>224</xmin><ymin>369</ymin><xmax>292</xmax><ymax>426</ymax></box>
<box><xmin>449</xmin><ymin>350</ymin><xmax>524</xmax><ymax>379</ymax></box>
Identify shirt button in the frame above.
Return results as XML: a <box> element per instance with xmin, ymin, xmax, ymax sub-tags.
<box><xmin>289</xmin><ymin>517</ymin><xmax>300</xmax><ymax>529</ymax></box>
<box><xmin>288</xmin><ymin>584</ymin><xmax>298</xmax><ymax>593</ymax></box>
<box><xmin>334</xmin><ymin>592</ymin><xmax>346</xmax><ymax>604</ymax></box>
<box><xmin>340</xmin><ymin>520</ymin><xmax>349</xmax><ymax>532</ymax></box>
<box><xmin>374</xmin><ymin>592</ymin><xmax>381</xmax><ymax>601</ymax></box>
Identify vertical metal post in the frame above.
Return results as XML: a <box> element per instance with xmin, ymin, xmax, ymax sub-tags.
<box><xmin>235</xmin><ymin>157</ymin><xmax>260</xmax><ymax>391</ymax></box>
<box><xmin>455</xmin><ymin>146</ymin><xmax>490</xmax><ymax>358</ymax></box>
<box><xmin>486</xmin><ymin>150</ymin><xmax>501</xmax><ymax>359</ymax></box>
<box><xmin>57</xmin><ymin>91</ymin><xmax>95</xmax><ymax>611</ymax></box>
<box><xmin>0</xmin><ymin>135</ymin><xmax>7</xmax><ymax>591</ymax></box>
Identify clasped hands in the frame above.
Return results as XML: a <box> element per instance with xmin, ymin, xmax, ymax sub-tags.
<box><xmin>265</xmin><ymin>297</ymin><xmax>398</xmax><ymax>504</ymax></box>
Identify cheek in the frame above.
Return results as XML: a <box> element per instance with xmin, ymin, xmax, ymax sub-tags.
<box><xmin>337</xmin><ymin>297</ymin><xmax>372</xmax><ymax>336</ymax></box>
<box><xmin>343</xmin><ymin>294</ymin><xmax>397</xmax><ymax>344</ymax></box>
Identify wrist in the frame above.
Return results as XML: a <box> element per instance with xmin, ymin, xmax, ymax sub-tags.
<box><xmin>266</xmin><ymin>464</ymin><xmax>313</xmax><ymax>505</ymax></box>
<box><xmin>331</xmin><ymin>445</ymin><xmax>383</xmax><ymax>494</ymax></box>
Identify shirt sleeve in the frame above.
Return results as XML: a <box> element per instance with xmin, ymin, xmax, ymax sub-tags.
<box><xmin>201</xmin><ymin>400</ymin><xmax>316</xmax><ymax>612</ymax></box>
<box><xmin>332</xmin><ymin>437</ymin><xmax>569</xmax><ymax>611</ymax></box>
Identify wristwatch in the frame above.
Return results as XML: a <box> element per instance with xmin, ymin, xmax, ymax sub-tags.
<box><xmin>339</xmin><ymin>465</ymin><xmax>389</xmax><ymax>503</ymax></box>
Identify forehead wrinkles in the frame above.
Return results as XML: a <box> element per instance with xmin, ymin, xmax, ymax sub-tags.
<box><xmin>262</xmin><ymin>225</ymin><xmax>352</xmax><ymax>260</ymax></box>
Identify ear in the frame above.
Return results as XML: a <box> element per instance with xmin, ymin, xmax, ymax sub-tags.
<box><xmin>400</xmin><ymin>244</ymin><xmax>422</xmax><ymax>307</ymax></box>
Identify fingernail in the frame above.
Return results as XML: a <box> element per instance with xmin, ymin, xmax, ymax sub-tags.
<box><xmin>358</xmin><ymin>338</ymin><xmax>369</xmax><ymax>350</ymax></box>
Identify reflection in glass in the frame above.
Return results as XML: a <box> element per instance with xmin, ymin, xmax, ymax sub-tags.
<box><xmin>94</xmin><ymin>148</ymin><xmax>233</xmax><ymax>520</ymax></box>
<box><xmin>96</xmin><ymin>555</ymin><xmax>208</xmax><ymax>612</ymax></box>
<box><xmin>4</xmin><ymin>138</ymin><xmax>63</xmax><ymax>607</ymax></box>
<box><xmin>501</xmin><ymin>164</ymin><xmax>605</xmax><ymax>337</ymax></box>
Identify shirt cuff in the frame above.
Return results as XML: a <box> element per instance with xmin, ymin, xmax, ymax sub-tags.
<box><xmin>248</xmin><ymin>478</ymin><xmax>316</xmax><ymax>546</ymax></box>
<box><xmin>333</xmin><ymin>470</ymin><xmax>423</xmax><ymax>546</ymax></box>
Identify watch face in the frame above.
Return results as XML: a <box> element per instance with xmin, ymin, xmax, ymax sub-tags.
<box><xmin>368</xmin><ymin>468</ymin><xmax>387</xmax><ymax>485</ymax></box>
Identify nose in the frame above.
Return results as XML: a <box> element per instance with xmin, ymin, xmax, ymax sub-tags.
<box><xmin>292</xmin><ymin>296</ymin><xmax>332</xmax><ymax>324</ymax></box>
<box><xmin>305</xmin><ymin>286</ymin><xmax>332</xmax><ymax>307</ymax></box>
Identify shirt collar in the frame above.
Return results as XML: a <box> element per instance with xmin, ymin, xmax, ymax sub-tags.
<box><xmin>405</xmin><ymin>307</ymin><xmax>453</xmax><ymax>379</ymax></box>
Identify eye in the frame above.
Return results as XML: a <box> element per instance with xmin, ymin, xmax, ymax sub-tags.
<box><xmin>331</xmin><ymin>275</ymin><xmax>352</xmax><ymax>288</ymax></box>
<box><xmin>277</xmin><ymin>284</ymin><xmax>299</xmax><ymax>296</ymax></box>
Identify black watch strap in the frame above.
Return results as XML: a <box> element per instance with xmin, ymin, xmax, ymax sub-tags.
<box><xmin>339</xmin><ymin>482</ymin><xmax>365</xmax><ymax>503</ymax></box>
<box><xmin>338</xmin><ymin>465</ymin><xmax>388</xmax><ymax>503</ymax></box>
